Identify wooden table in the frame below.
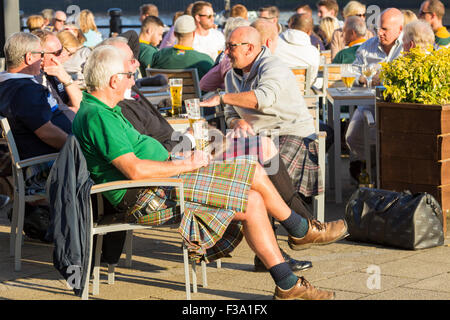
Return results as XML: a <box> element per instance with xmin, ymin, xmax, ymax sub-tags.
<box><xmin>166</xmin><ymin>117</ymin><xmax>190</xmax><ymax>132</ymax></box>
<box><xmin>326</xmin><ymin>87</ymin><xmax>376</xmax><ymax>203</ymax></box>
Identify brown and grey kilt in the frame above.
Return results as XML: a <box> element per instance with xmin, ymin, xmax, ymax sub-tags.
<box><xmin>278</xmin><ymin>135</ymin><xmax>323</xmax><ymax>197</ymax></box>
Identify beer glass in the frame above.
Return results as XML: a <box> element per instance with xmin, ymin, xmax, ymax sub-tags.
<box><xmin>169</xmin><ymin>78</ymin><xmax>183</xmax><ymax>116</ymax></box>
<box><xmin>341</xmin><ymin>64</ymin><xmax>357</xmax><ymax>92</ymax></box>
<box><xmin>185</xmin><ymin>98</ymin><xmax>202</xmax><ymax>129</ymax></box>
<box><xmin>192</xmin><ymin>119</ymin><xmax>209</xmax><ymax>151</ymax></box>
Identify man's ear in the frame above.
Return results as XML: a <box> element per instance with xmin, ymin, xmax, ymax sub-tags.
<box><xmin>24</xmin><ymin>52</ymin><xmax>33</xmax><ymax>65</ymax></box>
<box><xmin>110</xmin><ymin>74</ymin><xmax>119</xmax><ymax>89</ymax></box>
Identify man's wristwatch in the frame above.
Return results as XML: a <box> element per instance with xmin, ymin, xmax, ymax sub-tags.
<box><xmin>219</xmin><ymin>92</ymin><xmax>225</xmax><ymax>106</ymax></box>
<box><xmin>62</xmin><ymin>79</ymin><xmax>74</xmax><ymax>88</ymax></box>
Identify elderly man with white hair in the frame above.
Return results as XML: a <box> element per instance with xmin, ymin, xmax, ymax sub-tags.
<box><xmin>72</xmin><ymin>43</ymin><xmax>348</xmax><ymax>300</ymax></box>
<box><xmin>402</xmin><ymin>20</ymin><xmax>436</xmax><ymax>52</ymax></box>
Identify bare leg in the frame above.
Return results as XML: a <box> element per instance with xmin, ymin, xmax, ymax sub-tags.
<box><xmin>234</xmin><ymin>190</ymin><xmax>284</xmax><ymax>269</ymax></box>
<box><xmin>250</xmin><ymin>164</ymin><xmax>293</xmax><ymax>222</ymax></box>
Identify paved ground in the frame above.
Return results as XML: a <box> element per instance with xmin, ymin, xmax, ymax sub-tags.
<box><xmin>0</xmin><ymin>157</ymin><xmax>449</xmax><ymax>301</ymax></box>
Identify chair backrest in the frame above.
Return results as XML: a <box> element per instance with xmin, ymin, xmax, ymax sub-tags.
<box><xmin>303</xmin><ymin>95</ymin><xmax>321</xmax><ymax>132</ymax></box>
<box><xmin>291</xmin><ymin>66</ymin><xmax>313</xmax><ymax>96</ymax></box>
<box><xmin>323</xmin><ymin>63</ymin><xmax>344</xmax><ymax>89</ymax></box>
<box><xmin>320</xmin><ymin>50</ymin><xmax>332</xmax><ymax>65</ymax></box>
<box><xmin>146</xmin><ymin>68</ymin><xmax>202</xmax><ymax>100</ymax></box>
<box><xmin>0</xmin><ymin>116</ymin><xmax>21</xmax><ymax>167</ymax></box>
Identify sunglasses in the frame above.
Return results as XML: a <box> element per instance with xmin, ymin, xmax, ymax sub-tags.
<box><xmin>117</xmin><ymin>72</ymin><xmax>135</xmax><ymax>79</ymax></box>
<box><xmin>198</xmin><ymin>14</ymin><xmax>214</xmax><ymax>19</ymax></box>
<box><xmin>225</xmin><ymin>42</ymin><xmax>250</xmax><ymax>50</ymax></box>
<box><xmin>419</xmin><ymin>10</ymin><xmax>433</xmax><ymax>16</ymax></box>
<box><xmin>55</xmin><ymin>18</ymin><xmax>66</xmax><ymax>23</ymax></box>
<box><xmin>31</xmin><ymin>48</ymin><xmax>64</xmax><ymax>59</ymax></box>
<box><xmin>353</xmin><ymin>13</ymin><xmax>366</xmax><ymax>17</ymax></box>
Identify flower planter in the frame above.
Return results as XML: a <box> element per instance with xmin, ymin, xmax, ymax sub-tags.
<box><xmin>377</xmin><ymin>101</ymin><xmax>450</xmax><ymax>234</ymax></box>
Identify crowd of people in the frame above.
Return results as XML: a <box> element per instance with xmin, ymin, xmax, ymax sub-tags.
<box><xmin>0</xmin><ymin>0</ymin><xmax>449</xmax><ymax>300</ymax></box>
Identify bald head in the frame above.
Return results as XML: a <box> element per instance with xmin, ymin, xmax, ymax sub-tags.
<box><xmin>250</xmin><ymin>19</ymin><xmax>279</xmax><ymax>53</ymax></box>
<box><xmin>230</xmin><ymin>26</ymin><xmax>262</xmax><ymax>49</ymax></box>
<box><xmin>381</xmin><ymin>8</ymin><xmax>404</xmax><ymax>27</ymax></box>
<box><xmin>378</xmin><ymin>8</ymin><xmax>404</xmax><ymax>49</ymax></box>
<box><xmin>226</xmin><ymin>26</ymin><xmax>264</xmax><ymax>71</ymax></box>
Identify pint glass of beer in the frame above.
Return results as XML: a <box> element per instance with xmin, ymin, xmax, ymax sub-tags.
<box><xmin>185</xmin><ymin>98</ymin><xmax>202</xmax><ymax>129</ymax></box>
<box><xmin>169</xmin><ymin>78</ymin><xmax>183</xmax><ymax>116</ymax></box>
<box><xmin>192</xmin><ymin>119</ymin><xmax>209</xmax><ymax>151</ymax></box>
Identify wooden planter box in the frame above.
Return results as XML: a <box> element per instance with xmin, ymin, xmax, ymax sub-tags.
<box><xmin>377</xmin><ymin>101</ymin><xmax>450</xmax><ymax>234</ymax></box>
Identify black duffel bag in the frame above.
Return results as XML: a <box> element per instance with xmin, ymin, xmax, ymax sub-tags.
<box><xmin>345</xmin><ymin>187</ymin><xmax>444</xmax><ymax>250</ymax></box>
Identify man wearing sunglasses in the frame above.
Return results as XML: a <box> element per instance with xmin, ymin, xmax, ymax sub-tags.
<box><xmin>192</xmin><ymin>1</ymin><xmax>225</xmax><ymax>62</ymax></box>
<box><xmin>32</xmin><ymin>30</ymin><xmax>83</xmax><ymax>120</ymax></box>
<box><xmin>51</xmin><ymin>11</ymin><xmax>67</xmax><ymax>33</ymax></box>
<box><xmin>419</xmin><ymin>0</ymin><xmax>449</xmax><ymax>49</ymax></box>
<box><xmin>0</xmin><ymin>32</ymin><xmax>72</xmax><ymax>161</ymax></box>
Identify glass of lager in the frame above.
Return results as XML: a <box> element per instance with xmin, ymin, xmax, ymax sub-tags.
<box><xmin>192</xmin><ymin>119</ymin><xmax>209</xmax><ymax>151</ymax></box>
<box><xmin>185</xmin><ymin>98</ymin><xmax>202</xmax><ymax>129</ymax></box>
<box><xmin>341</xmin><ymin>64</ymin><xmax>357</xmax><ymax>92</ymax></box>
<box><xmin>169</xmin><ymin>78</ymin><xmax>183</xmax><ymax>116</ymax></box>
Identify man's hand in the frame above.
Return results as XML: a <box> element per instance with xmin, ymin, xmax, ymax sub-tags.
<box><xmin>43</xmin><ymin>56</ymin><xmax>72</xmax><ymax>85</ymax></box>
<box><xmin>199</xmin><ymin>95</ymin><xmax>220</xmax><ymax>107</ymax></box>
<box><xmin>180</xmin><ymin>150</ymin><xmax>211</xmax><ymax>170</ymax></box>
<box><xmin>227</xmin><ymin>119</ymin><xmax>255</xmax><ymax>138</ymax></box>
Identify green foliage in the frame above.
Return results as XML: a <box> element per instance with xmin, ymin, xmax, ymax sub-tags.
<box><xmin>380</xmin><ymin>46</ymin><xmax>450</xmax><ymax>105</ymax></box>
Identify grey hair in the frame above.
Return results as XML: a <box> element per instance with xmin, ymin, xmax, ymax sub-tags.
<box><xmin>97</xmin><ymin>36</ymin><xmax>129</xmax><ymax>48</ymax></box>
<box><xmin>4</xmin><ymin>32</ymin><xmax>41</xmax><ymax>69</ymax></box>
<box><xmin>223</xmin><ymin>17</ymin><xmax>251</xmax><ymax>39</ymax></box>
<box><xmin>345</xmin><ymin>16</ymin><xmax>367</xmax><ymax>38</ymax></box>
<box><xmin>403</xmin><ymin>20</ymin><xmax>435</xmax><ymax>49</ymax></box>
<box><xmin>83</xmin><ymin>45</ymin><xmax>125</xmax><ymax>92</ymax></box>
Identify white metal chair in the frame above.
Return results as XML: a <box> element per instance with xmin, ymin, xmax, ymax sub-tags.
<box><xmin>82</xmin><ymin>178</ymin><xmax>195</xmax><ymax>300</ymax></box>
<box><xmin>0</xmin><ymin>116</ymin><xmax>58</xmax><ymax>271</ymax></box>
<box><xmin>303</xmin><ymin>95</ymin><xmax>326</xmax><ymax>222</ymax></box>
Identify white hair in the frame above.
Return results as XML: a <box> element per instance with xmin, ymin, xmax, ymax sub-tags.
<box><xmin>4</xmin><ymin>32</ymin><xmax>41</xmax><ymax>69</ymax></box>
<box><xmin>223</xmin><ymin>17</ymin><xmax>251</xmax><ymax>39</ymax></box>
<box><xmin>403</xmin><ymin>20</ymin><xmax>435</xmax><ymax>49</ymax></box>
<box><xmin>345</xmin><ymin>16</ymin><xmax>367</xmax><ymax>37</ymax></box>
<box><xmin>83</xmin><ymin>45</ymin><xmax>124</xmax><ymax>92</ymax></box>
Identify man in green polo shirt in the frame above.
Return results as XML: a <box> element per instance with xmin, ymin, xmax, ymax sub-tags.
<box><xmin>71</xmin><ymin>43</ymin><xmax>345</xmax><ymax>300</ymax></box>
<box><xmin>138</xmin><ymin>15</ymin><xmax>165</xmax><ymax>76</ymax></box>
<box><xmin>332</xmin><ymin>16</ymin><xmax>367</xmax><ymax>64</ymax></box>
<box><xmin>150</xmin><ymin>15</ymin><xmax>214</xmax><ymax>79</ymax></box>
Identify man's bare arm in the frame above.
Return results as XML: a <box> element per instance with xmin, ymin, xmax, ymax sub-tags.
<box><xmin>34</xmin><ymin>121</ymin><xmax>68</xmax><ymax>150</ymax></box>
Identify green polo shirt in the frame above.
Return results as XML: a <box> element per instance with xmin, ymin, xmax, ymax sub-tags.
<box><xmin>138</xmin><ymin>41</ymin><xmax>159</xmax><ymax>76</ymax></box>
<box><xmin>435</xmin><ymin>27</ymin><xmax>450</xmax><ymax>48</ymax></box>
<box><xmin>150</xmin><ymin>45</ymin><xmax>214</xmax><ymax>79</ymax></box>
<box><xmin>332</xmin><ymin>45</ymin><xmax>361</xmax><ymax>64</ymax></box>
<box><xmin>72</xmin><ymin>92</ymin><xmax>169</xmax><ymax>206</ymax></box>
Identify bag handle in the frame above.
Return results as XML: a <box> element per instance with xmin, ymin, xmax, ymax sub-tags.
<box><xmin>373</xmin><ymin>194</ymin><xmax>399</xmax><ymax>214</ymax></box>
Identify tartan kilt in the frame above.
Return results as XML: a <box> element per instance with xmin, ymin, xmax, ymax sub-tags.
<box><xmin>278</xmin><ymin>135</ymin><xmax>323</xmax><ymax>197</ymax></box>
<box><xmin>129</xmin><ymin>155</ymin><xmax>257</xmax><ymax>262</ymax></box>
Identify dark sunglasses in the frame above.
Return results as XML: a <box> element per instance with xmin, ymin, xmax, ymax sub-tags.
<box><xmin>31</xmin><ymin>48</ymin><xmax>64</xmax><ymax>58</ymax></box>
<box><xmin>353</xmin><ymin>13</ymin><xmax>366</xmax><ymax>17</ymax></box>
<box><xmin>198</xmin><ymin>14</ymin><xmax>214</xmax><ymax>19</ymax></box>
<box><xmin>419</xmin><ymin>10</ymin><xmax>433</xmax><ymax>16</ymax></box>
<box><xmin>117</xmin><ymin>72</ymin><xmax>135</xmax><ymax>79</ymax></box>
<box><xmin>55</xmin><ymin>18</ymin><xmax>66</xmax><ymax>23</ymax></box>
<box><xmin>225</xmin><ymin>42</ymin><xmax>249</xmax><ymax>50</ymax></box>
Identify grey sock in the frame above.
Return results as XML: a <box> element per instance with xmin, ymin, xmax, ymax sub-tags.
<box><xmin>280</xmin><ymin>210</ymin><xmax>309</xmax><ymax>238</ymax></box>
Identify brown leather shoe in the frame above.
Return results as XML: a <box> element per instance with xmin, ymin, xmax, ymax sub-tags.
<box><xmin>274</xmin><ymin>277</ymin><xmax>335</xmax><ymax>300</ymax></box>
<box><xmin>288</xmin><ymin>219</ymin><xmax>349</xmax><ymax>250</ymax></box>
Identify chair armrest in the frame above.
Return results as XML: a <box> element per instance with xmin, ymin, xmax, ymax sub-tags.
<box><xmin>16</xmin><ymin>153</ymin><xmax>59</xmax><ymax>169</ymax></box>
<box><xmin>90</xmin><ymin>178</ymin><xmax>184</xmax><ymax>194</ymax></box>
<box><xmin>363</xmin><ymin>110</ymin><xmax>375</xmax><ymax>127</ymax></box>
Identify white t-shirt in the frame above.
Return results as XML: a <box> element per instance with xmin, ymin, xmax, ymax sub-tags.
<box><xmin>193</xmin><ymin>28</ymin><xmax>225</xmax><ymax>62</ymax></box>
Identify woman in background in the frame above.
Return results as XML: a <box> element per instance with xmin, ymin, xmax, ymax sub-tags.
<box><xmin>26</xmin><ymin>15</ymin><xmax>45</xmax><ymax>33</ymax></box>
<box><xmin>57</xmin><ymin>29</ymin><xmax>92</xmax><ymax>87</ymax></box>
<box><xmin>78</xmin><ymin>9</ymin><xmax>103</xmax><ymax>48</ymax></box>
<box><xmin>319</xmin><ymin>17</ymin><xmax>339</xmax><ymax>50</ymax></box>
